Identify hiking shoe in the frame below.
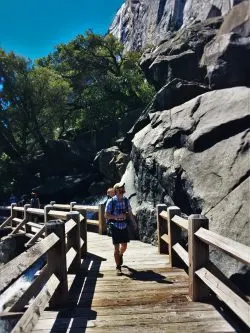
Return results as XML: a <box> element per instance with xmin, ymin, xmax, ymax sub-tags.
<box><xmin>119</xmin><ymin>254</ymin><xmax>123</xmax><ymax>266</ymax></box>
<box><xmin>116</xmin><ymin>266</ymin><xmax>122</xmax><ymax>276</ymax></box>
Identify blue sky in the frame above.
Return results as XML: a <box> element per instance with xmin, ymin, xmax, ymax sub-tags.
<box><xmin>0</xmin><ymin>0</ymin><xmax>124</xmax><ymax>60</ymax></box>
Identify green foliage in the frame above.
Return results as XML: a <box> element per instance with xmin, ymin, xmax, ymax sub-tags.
<box><xmin>0</xmin><ymin>32</ymin><xmax>154</xmax><ymax>195</ymax></box>
<box><xmin>37</xmin><ymin>31</ymin><xmax>155</xmax><ymax>130</ymax></box>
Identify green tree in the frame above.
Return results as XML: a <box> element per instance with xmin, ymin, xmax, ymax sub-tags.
<box><xmin>0</xmin><ymin>49</ymin><xmax>72</xmax><ymax>160</ymax></box>
<box><xmin>37</xmin><ymin>32</ymin><xmax>154</xmax><ymax>130</ymax></box>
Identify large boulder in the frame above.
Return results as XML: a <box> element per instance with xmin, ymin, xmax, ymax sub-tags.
<box><xmin>131</xmin><ymin>86</ymin><xmax>250</xmax><ymax>277</ymax></box>
<box><xmin>201</xmin><ymin>1</ymin><xmax>250</xmax><ymax>88</ymax></box>
<box><xmin>94</xmin><ymin>146</ymin><xmax>130</xmax><ymax>184</ymax></box>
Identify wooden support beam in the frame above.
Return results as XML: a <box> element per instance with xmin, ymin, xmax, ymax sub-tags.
<box><xmin>156</xmin><ymin>204</ymin><xmax>168</xmax><ymax>254</ymax></box>
<box><xmin>80</xmin><ymin>210</ymin><xmax>87</xmax><ymax>258</ymax></box>
<box><xmin>98</xmin><ymin>203</ymin><xmax>105</xmax><ymax>234</ymax></box>
<box><xmin>188</xmin><ymin>214</ymin><xmax>209</xmax><ymax>301</ymax></box>
<box><xmin>25</xmin><ymin>224</ymin><xmax>46</xmax><ymax>247</ymax></box>
<box><xmin>46</xmin><ymin>219</ymin><xmax>68</xmax><ymax>308</ymax></box>
<box><xmin>70</xmin><ymin>201</ymin><xmax>76</xmax><ymax>212</ymax></box>
<box><xmin>11</xmin><ymin>203</ymin><xmax>17</xmax><ymax>227</ymax></box>
<box><xmin>66</xmin><ymin>212</ymin><xmax>81</xmax><ymax>273</ymax></box>
<box><xmin>168</xmin><ymin>206</ymin><xmax>182</xmax><ymax>267</ymax></box>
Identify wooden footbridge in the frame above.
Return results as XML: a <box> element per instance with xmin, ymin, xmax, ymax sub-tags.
<box><xmin>0</xmin><ymin>202</ymin><xmax>249</xmax><ymax>333</ymax></box>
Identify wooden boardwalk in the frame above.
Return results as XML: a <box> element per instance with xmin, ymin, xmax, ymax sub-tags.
<box><xmin>31</xmin><ymin>232</ymin><xmax>235</xmax><ymax>333</ymax></box>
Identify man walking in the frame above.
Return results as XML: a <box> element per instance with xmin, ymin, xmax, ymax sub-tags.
<box><xmin>105</xmin><ymin>182</ymin><xmax>137</xmax><ymax>275</ymax></box>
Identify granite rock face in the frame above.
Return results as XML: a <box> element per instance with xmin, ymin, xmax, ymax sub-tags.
<box><xmin>130</xmin><ymin>86</ymin><xmax>250</xmax><ymax>277</ymax></box>
<box><xmin>110</xmin><ymin>0</ymin><xmax>245</xmax><ymax>51</ymax></box>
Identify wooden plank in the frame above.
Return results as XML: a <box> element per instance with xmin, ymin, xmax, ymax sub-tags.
<box><xmin>73</xmin><ymin>205</ymin><xmax>98</xmax><ymax>212</ymax></box>
<box><xmin>11</xmin><ymin>274</ymin><xmax>59</xmax><ymax>333</ymax></box>
<box><xmin>27</xmin><ymin>208</ymin><xmax>44</xmax><ymax>216</ymax></box>
<box><xmin>11</xmin><ymin>218</ymin><xmax>26</xmax><ymax>234</ymax></box>
<box><xmin>157</xmin><ymin>205</ymin><xmax>168</xmax><ymax>254</ymax></box>
<box><xmin>66</xmin><ymin>247</ymin><xmax>77</xmax><ymax>271</ymax></box>
<box><xmin>32</xmin><ymin>310</ymin><xmax>232</xmax><ymax>330</ymax></box>
<box><xmin>26</xmin><ymin>222</ymin><xmax>43</xmax><ymax>229</ymax></box>
<box><xmin>160</xmin><ymin>233</ymin><xmax>169</xmax><ymax>244</ymax></box>
<box><xmin>188</xmin><ymin>215</ymin><xmax>209</xmax><ymax>301</ymax></box>
<box><xmin>196</xmin><ymin>267</ymin><xmax>250</xmax><ymax>327</ymax></box>
<box><xmin>0</xmin><ymin>215</ymin><xmax>12</xmax><ymax>228</ymax></box>
<box><xmin>172</xmin><ymin>243</ymin><xmax>189</xmax><ymax>266</ymax></box>
<box><xmin>159</xmin><ymin>210</ymin><xmax>168</xmax><ymax>221</ymax></box>
<box><xmin>65</xmin><ymin>219</ymin><xmax>76</xmax><ymax>235</ymax></box>
<box><xmin>195</xmin><ymin>227</ymin><xmax>250</xmax><ymax>266</ymax></box>
<box><xmin>0</xmin><ymin>206</ymin><xmax>11</xmax><ymax>210</ymax></box>
<box><xmin>168</xmin><ymin>206</ymin><xmax>182</xmax><ymax>267</ymax></box>
<box><xmin>9</xmin><ymin>265</ymin><xmax>50</xmax><ymax>312</ymax></box>
<box><xmin>0</xmin><ymin>312</ymin><xmax>23</xmax><ymax>319</ymax></box>
<box><xmin>52</xmin><ymin>204</ymin><xmax>70</xmax><ymax>210</ymax></box>
<box><xmin>46</xmin><ymin>220</ymin><xmax>68</xmax><ymax>307</ymax></box>
<box><xmin>13</xmin><ymin>207</ymin><xmax>24</xmax><ymax>212</ymax></box>
<box><xmin>48</xmin><ymin>210</ymin><xmax>68</xmax><ymax>220</ymax></box>
<box><xmin>0</xmin><ymin>233</ymin><xmax>59</xmax><ymax>293</ymax></box>
<box><xmin>25</xmin><ymin>225</ymin><xmax>46</xmax><ymax>247</ymax></box>
<box><xmin>171</xmin><ymin>215</ymin><xmax>188</xmax><ymax>231</ymax></box>
<box><xmin>87</xmin><ymin>219</ymin><xmax>99</xmax><ymax>226</ymax></box>
<box><xmin>79</xmin><ymin>213</ymin><xmax>85</xmax><ymax>222</ymax></box>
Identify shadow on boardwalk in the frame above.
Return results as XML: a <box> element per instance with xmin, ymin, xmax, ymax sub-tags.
<box><xmin>49</xmin><ymin>252</ymin><xmax>106</xmax><ymax>333</ymax></box>
<box><xmin>121</xmin><ymin>265</ymin><xmax>174</xmax><ymax>284</ymax></box>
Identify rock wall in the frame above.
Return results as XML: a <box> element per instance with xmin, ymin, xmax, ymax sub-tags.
<box><xmin>110</xmin><ymin>0</ymin><xmax>245</xmax><ymax>51</ymax></box>
<box><xmin>111</xmin><ymin>2</ymin><xmax>250</xmax><ymax>284</ymax></box>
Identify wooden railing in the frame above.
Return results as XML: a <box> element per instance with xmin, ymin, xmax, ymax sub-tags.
<box><xmin>0</xmin><ymin>200</ymin><xmax>106</xmax><ymax>247</ymax></box>
<box><xmin>0</xmin><ymin>210</ymin><xmax>87</xmax><ymax>332</ymax></box>
<box><xmin>157</xmin><ymin>205</ymin><xmax>250</xmax><ymax>327</ymax></box>
<box><xmin>50</xmin><ymin>201</ymin><xmax>106</xmax><ymax>234</ymax></box>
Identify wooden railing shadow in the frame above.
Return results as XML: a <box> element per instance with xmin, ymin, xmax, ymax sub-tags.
<box><xmin>49</xmin><ymin>252</ymin><xmax>106</xmax><ymax>333</ymax></box>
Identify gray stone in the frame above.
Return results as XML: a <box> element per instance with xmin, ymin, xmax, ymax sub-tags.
<box><xmin>201</xmin><ymin>2</ymin><xmax>250</xmax><ymax>88</ymax></box>
<box><xmin>94</xmin><ymin>146</ymin><xmax>130</xmax><ymax>183</ymax></box>
<box><xmin>131</xmin><ymin>87</ymin><xmax>250</xmax><ymax>276</ymax></box>
<box><xmin>110</xmin><ymin>0</ymin><xmax>243</xmax><ymax>51</ymax></box>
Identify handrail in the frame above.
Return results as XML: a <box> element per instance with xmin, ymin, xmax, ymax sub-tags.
<box><xmin>0</xmin><ymin>232</ymin><xmax>59</xmax><ymax>293</ymax></box>
<box><xmin>0</xmin><ymin>209</ymin><xmax>87</xmax><ymax>333</ymax></box>
<box><xmin>50</xmin><ymin>201</ymin><xmax>106</xmax><ymax>235</ymax></box>
<box><xmin>195</xmin><ymin>227</ymin><xmax>250</xmax><ymax>266</ymax></box>
<box><xmin>157</xmin><ymin>204</ymin><xmax>250</xmax><ymax>328</ymax></box>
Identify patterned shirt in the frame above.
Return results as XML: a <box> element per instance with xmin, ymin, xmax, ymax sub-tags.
<box><xmin>105</xmin><ymin>195</ymin><xmax>131</xmax><ymax>230</ymax></box>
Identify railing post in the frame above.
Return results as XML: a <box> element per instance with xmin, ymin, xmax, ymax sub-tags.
<box><xmin>156</xmin><ymin>204</ymin><xmax>168</xmax><ymax>254</ymax></box>
<box><xmin>167</xmin><ymin>206</ymin><xmax>181</xmax><ymax>267</ymax></box>
<box><xmin>46</xmin><ymin>219</ymin><xmax>68</xmax><ymax>308</ymax></box>
<box><xmin>80</xmin><ymin>210</ymin><xmax>87</xmax><ymax>258</ymax></box>
<box><xmin>70</xmin><ymin>201</ymin><xmax>76</xmax><ymax>212</ymax></box>
<box><xmin>188</xmin><ymin>214</ymin><xmax>209</xmax><ymax>301</ymax></box>
<box><xmin>10</xmin><ymin>203</ymin><xmax>17</xmax><ymax>227</ymax></box>
<box><xmin>24</xmin><ymin>204</ymin><xmax>31</xmax><ymax>233</ymax></box>
<box><xmin>66</xmin><ymin>211</ymin><xmax>81</xmax><ymax>273</ymax></box>
<box><xmin>98</xmin><ymin>203</ymin><xmax>105</xmax><ymax>234</ymax></box>
<box><xmin>44</xmin><ymin>205</ymin><xmax>53</xmax><ymax>225</ymax></box>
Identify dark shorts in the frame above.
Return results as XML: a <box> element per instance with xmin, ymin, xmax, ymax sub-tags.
<box><xmin>111</xmin><ymin>224</ymin><xmax>130</xmax><ymax>245</ymax></box>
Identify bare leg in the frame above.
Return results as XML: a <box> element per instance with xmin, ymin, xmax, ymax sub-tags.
<box><xmin>114</xmin><ymin>244</ymin><xmax>120</xmax><ymax>267</ymax></box>
<box><xmin>120</xmin><ymin>243</ymin><xmax>127</xmax><ymax>255</ymax></box>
